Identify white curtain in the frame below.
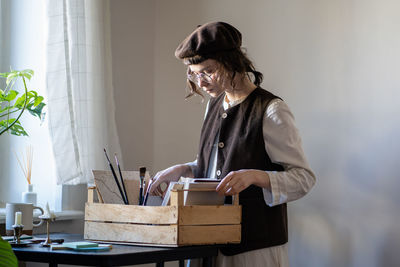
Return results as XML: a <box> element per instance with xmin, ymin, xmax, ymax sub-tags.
<box><xmin>46</xmin><ymin>0</ymin><xmax>122</xmax><ymax>185</ymax></box>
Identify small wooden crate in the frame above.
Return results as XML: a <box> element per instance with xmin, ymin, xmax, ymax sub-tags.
<box><xmin>84</xmin><ymin>187</ymin><xmax>241</xmax><ymax>246</ymax></box>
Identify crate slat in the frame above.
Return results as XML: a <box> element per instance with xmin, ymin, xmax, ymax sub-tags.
<box><xmin>84</xmin><ymin>221</ymin><xmax>178</xmax><ymax>245</ymax></box>
<box><xmin>178</xmin><ymin>225</ymin><xmax>241</xmax><ymax>245</ymax></box>
<box><xmin>85</xmin><ymin>203</ymin><xmax>178</xmax><ymax>224</ymax></box>
<box><xmin>179</xmin><ymin>206</ymin><xmax>241</xmax><ymax>225</ymax></box>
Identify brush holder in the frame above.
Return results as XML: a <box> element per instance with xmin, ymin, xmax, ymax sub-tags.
<box><xmin>22</xmin><ymin>184</ymin><xmax>37</xmax><ymax>206</ymax></box>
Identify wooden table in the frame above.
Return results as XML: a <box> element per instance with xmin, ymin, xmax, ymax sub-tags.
<box><xmin>12</xmin><ymin>233</ymin><xmax>219</xmax><ymax>267</ymax></box>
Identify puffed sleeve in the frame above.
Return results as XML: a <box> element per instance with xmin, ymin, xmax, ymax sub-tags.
<box><xmin>262</xmin><ymin>99</ymin><xmax>316</xmax><ymax>206</ymax></box>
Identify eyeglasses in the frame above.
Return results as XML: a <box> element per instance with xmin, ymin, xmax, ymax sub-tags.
<box><xmin>187</xmin><ymin>72</ymin><xmax>213</xmax><ymax>84</ymax></box>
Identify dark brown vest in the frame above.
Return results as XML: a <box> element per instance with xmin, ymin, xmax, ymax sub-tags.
<box><xmin>195</xmin><ymin>87</ymin><xmax>288</xmax><ymax>255</ymax></box>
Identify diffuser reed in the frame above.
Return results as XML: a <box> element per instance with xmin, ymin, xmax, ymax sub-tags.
<box><xmin>15</xmin><ymin>145</ymin><xmax>34</xmax><ymax>185</ymax></box>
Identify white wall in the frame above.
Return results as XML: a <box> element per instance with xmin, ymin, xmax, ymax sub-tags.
<box><xmin>111</xmin><ymin>0</ymin><xmax>400</xmax><ymax>266</ymax></box>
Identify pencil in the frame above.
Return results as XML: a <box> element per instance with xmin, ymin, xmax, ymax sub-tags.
<box><xmin>104</xmin><ymin>148</ymin><xmax>127</xmax><ymax>204</ymax></box>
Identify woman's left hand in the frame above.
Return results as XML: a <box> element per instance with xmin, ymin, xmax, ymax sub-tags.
<box><xmin>216</xmin><ymin>169</ymin><xmax>271</xmax><ymax>196</ymax></box>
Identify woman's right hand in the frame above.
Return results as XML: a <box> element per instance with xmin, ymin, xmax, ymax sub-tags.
<box><xmin>149</xmin><ymin>164</ymin><xmax>193</xmax><ymax>196</ymax></box>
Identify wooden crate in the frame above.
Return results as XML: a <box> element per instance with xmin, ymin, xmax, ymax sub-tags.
<box><xmin>84</xmin><ymin>187</ymin><xmax>241</xmax><ymax>246</ymax></box>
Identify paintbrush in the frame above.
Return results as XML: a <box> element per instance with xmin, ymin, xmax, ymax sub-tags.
<box><xmin>114</xmin><ymin>153</ymin><xmax>129</xmax><ymax>204</ymax></box>
<box><xmin>142</xmin><ymin>176</ymin><xmax>153</xmax><ymax>206</ymax></box>
<box><xmin>139</xmin><ymin>167</ymin><xmax>146</xmax><ymax>205</ymax></box>
<box><xmin>104</xmin><ymin>148</ymin><xmax>127</xmax><ymax>204</ymax></box>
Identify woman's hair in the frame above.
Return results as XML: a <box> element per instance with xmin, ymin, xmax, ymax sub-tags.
<box><xmin>183</xmin><ymin>47</ymin><xmax>263</xmax><ymax>99</ymax></box>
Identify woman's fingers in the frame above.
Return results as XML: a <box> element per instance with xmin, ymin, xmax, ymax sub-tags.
<box><xmin>150</xmin><ymin>185</ymin><xmax>161</xmax><ymax>196</ymax></box>
<box><xmin>149</xmin><ymin>165</ymin><xmax>185</xmax><ymax>194</ymax></box>
<box><xmin>216</xmin><ymin>171</ymin><xmax>237</xmax><ymax>195</ymax></box>
<box><xmin>216</xmin><ymin>170</ymin><xmax>252</xmax><ymax>196</ymax></box>
<box><xmin>148</xmin><ymin>171</ymin><xmax>163</xmax><ymax>194</ymax></box>
<box><xmin>223</xmin><ymin>180</ymin><xmax>242</xmax><ymax>195</ymax></box>
<box><xmin>149</xmin><ymin>180</ymin><xmax>165</xmax><ymax>196</ymax></box>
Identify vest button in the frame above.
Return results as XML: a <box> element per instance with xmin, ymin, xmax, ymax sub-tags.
<box><xmin>222</xmin><ymin>112</ymin><xmax>228</xmax><ymax>119</ymax></box>
<box><xmin>218</xmin><ymin>142</ymin><xmax>224</xmax><ymax>148</ymax></box>
<box><xmin>216</xmin><ymin>170</ymin><xmax>221</xmax><ymax>176</ymax></box>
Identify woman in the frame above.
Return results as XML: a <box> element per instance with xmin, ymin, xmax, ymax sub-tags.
<box><xmin>149</xmin><ymin>21</ymin><xmax>316</xmax><ymax>267</ymax></box>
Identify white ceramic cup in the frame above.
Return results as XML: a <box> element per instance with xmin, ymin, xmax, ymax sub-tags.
<box><xmin>5</xmin><ymin>203</ymin><xmax>44</xmax><ymax>236</ymax></box>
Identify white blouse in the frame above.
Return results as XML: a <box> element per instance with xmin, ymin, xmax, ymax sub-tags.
<box><xmin>186</xmin><ymin>94</ymin><xmax>315</xmax><ymax>267</ymax></box>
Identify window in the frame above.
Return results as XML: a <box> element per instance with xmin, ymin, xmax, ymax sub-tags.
<box><xmin>1</xmin><ymin>0</ymin><xmax>119</xmax><ymax>216</ymax></box>
<box><xmin>0</xmin><ymin>0</ymin><xmax>59</xmax><ymax>211</ymax></box>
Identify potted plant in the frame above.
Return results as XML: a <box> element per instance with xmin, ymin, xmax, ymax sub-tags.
<box><xmin>0</xmin><ymin>69</ymin><xmax>45</xmax><ymax>136</ymax></box>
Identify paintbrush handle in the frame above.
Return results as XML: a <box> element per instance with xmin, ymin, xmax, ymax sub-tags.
<box><xmin>109</xmin><ymin>163</ymin><xmax>127</xmax><ymax>204</ymax></box>
<box><xmin>142</xmin><ymin>192</ymin><xmax>149</xmax><ymax>206</ymax></box>
<box><xmin>139</xmin><ymin>187</ymin><xmax>143</xmax><ymax>205</ymax></box>
<box><xmin>143</xmin><ymin>179</ymin><xmax>153</xmax><ymax>206</ymax></box>
<box><xmin>117</xmin><ymin>165</ymin><xmax>129</xmax><ymax>204</ymax></box>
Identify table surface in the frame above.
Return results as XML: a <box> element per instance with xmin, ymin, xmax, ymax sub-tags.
<box><xmin>12</xmin><ymin>233</ymin><xmax>220</xmax><ymax>266</ymax></box>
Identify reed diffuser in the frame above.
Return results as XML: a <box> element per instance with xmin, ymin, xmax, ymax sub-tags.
<box><xmin>15</xmin><ymin>145</ymin><xmax>37</xmax><ymax>205</ymax></box>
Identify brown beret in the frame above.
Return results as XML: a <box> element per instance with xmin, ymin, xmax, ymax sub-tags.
<box><xmin>175</xmin><ymin>21</ymin><xmax>242</xmax><ymax>59</ymax></box>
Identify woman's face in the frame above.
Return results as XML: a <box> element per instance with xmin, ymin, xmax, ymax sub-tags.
<box><xmin>188</xmin><ymin>59</ymin><xmax>226</xmax><ymax>98</ymax></box>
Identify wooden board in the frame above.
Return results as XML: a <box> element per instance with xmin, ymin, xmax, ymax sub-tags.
<box><xmin>85</xmin><ymin>203</ymin><xmax>178</xmax><ymax>224</ymax></box>
<box><xmin>84</xmin><ymin>222</ymin><xmax>241</xmax><ymax>246</ymax></box>
<box><xmin>179</xmin><ymin>205</ymin><xmax>241</xmax><ymax>225</ymax></box>
<box><xmin>84</xmin><ymin>221</ymin><xmax>178</xmax><ymax>245</ymax></box>
<box><xmin>178</xmin><ymin>225</ymin><xmax>241</xmax><ymax>245</ymax></box>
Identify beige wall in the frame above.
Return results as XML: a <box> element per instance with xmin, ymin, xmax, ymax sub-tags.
<box><xmin>111</xmin><ymin>1</ymin><xmax>400</xmax><ymax>266</ymax></box>
<box><xmin>110</xmin><ymin>0</ymin><xmax>156</xmax><ymax>172</ymax></box>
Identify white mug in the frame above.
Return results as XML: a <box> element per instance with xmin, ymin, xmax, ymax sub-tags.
<box><xmin>5</xmin><ymin>203</ymin><xmax>44</xmax><ymax>236</ymax></box>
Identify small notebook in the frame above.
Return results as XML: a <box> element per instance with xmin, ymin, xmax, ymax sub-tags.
<box><xmin>51</xmin><ymin>242</ymin><xmax>112</xmax><ymax>251</ymax></box>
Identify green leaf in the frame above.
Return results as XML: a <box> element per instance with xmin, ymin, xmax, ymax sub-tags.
<box><xmin>10</xmin><ymin>124</ymin><xmax>28</xmax><ymax>136</ymax></box>
<box><xmin>0</xmin><ymin>120</ymin><xmax>9</xmax><ymax>127</ymax></box>
<box><xmin>14</xmin><ymin>95</ymin><xmax>26</xmax><ymax>108</ymax></box>
<box><xmin>20</xmin><ymin>69</ymin><xmax>34</xmax><ymax>80</ymax></box>
<box><xmin>6</xmin><ymin>72</ymin><xmax>18</xmax><ymax>86</ymax></box>
<box><xmin>0</xmin><ymin>119</ymin><xmax>28</xmax><ymax>136</ymax></box>
<box><xmin>4</xmin><ymin>90</ymin><xmax>18</xmax><ymax>101</ymax></box>
<box><xmin>2</xmin><ymin>69</ymin><xmax>33</xmax><ymax>85</ymax></box>
<box><xmin>28</xmin><ymin>90</ymin><xmax>38</xmax><ymax>97</ymax></box>
<box><xmin>27</xmin><ymin>102</ymin><xmax>45</xmax><ymax>118</ymax></box>
<box><xmin>34</xmin><ymin>96</ymin><xmax>44</xmax><ymax>106</ymax></box>
<box><xmin>0</xmin><ymin>118</ymin><xmax>15</xmax><ymax>129</ymax></box>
